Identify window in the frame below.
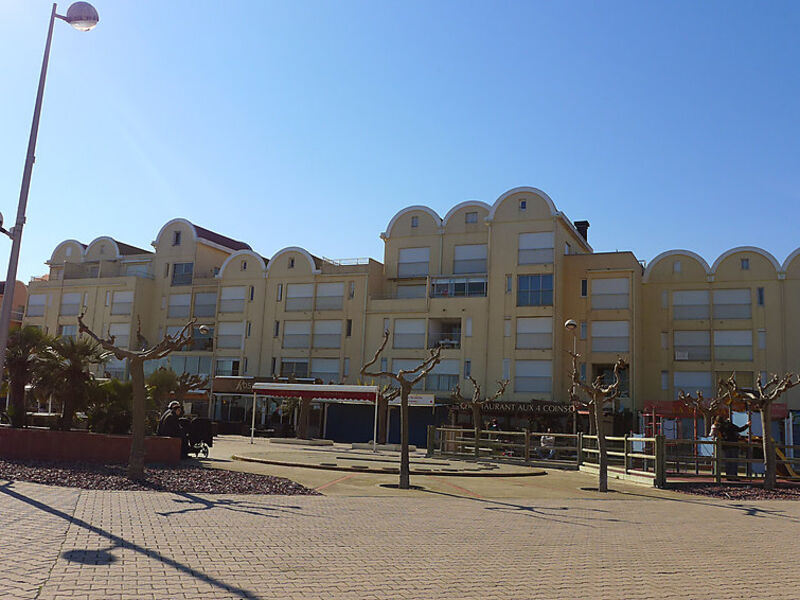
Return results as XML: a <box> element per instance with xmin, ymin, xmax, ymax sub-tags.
<box><xmin>714</xmin><ymin>330</ymin><xmax>753</xmax><ymax>361</ymax></box>
<box><xmin>65</xmin><ymin>247</ymin><xmax>72</xmax><ymax>257</ymax></box>
<box><xmin>249</xmin><ymin>286</ymin><xmax>255</xmax><ymax>301</ymax></box>
<box><xmin>514</xmin><ymin>360</ymin><xmax>552</xmax><ymax>393</ymax></box>
<box><xmin>506</xmin><ymin>275</ymin><xmax>512</xmax><ymax>293</ymax></box>
<box><xmin>518</xmin><ymin>232</ymin><xmax>554</xmax><ymax>265</ymax></box>
<box><xmin>398</xmin><ymin>247</ymin><xmax>430</xmax><ymax>278</ymax></box>
<box><xmin>216</xmin><ymin>359</ymin><xmax>240</xmax><ymax>377</ymax></box>
<box><xmin>172</xmin><ymin>231</ymin><xmax>181</xmax><ymax>246</ymax></box>
<box><xmin>217</xmin><ymin>322</ymin><xmax>245</xmax><ymax>349</ymax></box>
<box><xmin>346</xmin><ymin>319</ymin><xmax>352</xmax><ymax>337</ymax></box>
<box><xmin>453</xmin><ymin>244</ymin><xmax>487</xmax><ymax>274</ymax></box>
<box><xmin>288</xmin><ymin>257</ymin><xmax>295</xmax><ymax>269</ymax></box>
<box><xmin>383</xmin><ymin>318</ymin><xmax>390</xmax><ymax>332</ymax></box>
<box><xmin>193</xmin><ymin>292</ymin><xmax>217</xmax><ymax>318</ymax></box>
<box><xmin>465</xmin><ymin>211</ymin><xmax>478</xmax><ymax>224</ymax></box>
<box><xmin>579</xmin><ymin>321</ymin><xmax>587</xmax><ymax>340</ymax></box>
<box><xmin>392</xmin><ymin>359</ymin><xmax>425</xmax><ymax>390</ymax></box>
<box><xmin>286</xmin><ymin>283</ymin><xmax>313</xmax><ymax>311</ymax></box>
<box><xmin>111</xmin><ymin>291</ymin><xmax>133</xmax><ymax>316</ymax></box>
<box><xmin>425</xmin><ymin>359</ymin><xmax>460</xmax><ymax>392</ymax></box>
<box><xmin>515</xmin><ymin>317</ymin><xmax>552</xmax><ymax>349</ymax></box>
<box><xmin>58</xmin><ymin>324</ymin><xmax>77</xmax><ymax>341</ymax></box>
<box><xmin>348</xmin><ymin>281</ymin><xmax>355</xmax><ymax>299</ymax></box>
<box><xmin>398</xmin><ymin>284</ymin><xmax>427</xmax><ymax>299</ymax></box>
<box><xmin>411</xmin><ymin>215</ymin><xmax>419</xmax><ymax>228</ymax></box>
<box><xmin>674</xmin><ymin>331</ymin><xmax>711</xmax><ymax>361</ymax></box>
<box><xmin>166</xmin><ymin>294</ymin><xmax>190</xmax><ymax>319</ymax></box>
<box><xmin>240</xmin><ymin>260</ymin><xmax>247</xmax><ymax>271</ymax></box>
<box><xmin>757</xmin><ymin>287</ymin><xmax>764</xmax><ymax>306</ymax></box>
<box><xmin>220</xmin><ymin>287</ymin><xmax>246</xmax><ymax>313</ymax></box>
<box><xmin>243</xmin><ymin>357</ymin><xmax>249</xmax><ymax>374</ymax></box>
<box><xmin>712</xmin><ymin>289</ymin><xmax>751</xmax><ymax>319</ymax></box>
<box><xmin>465</xmin><ymin>317</ymin><xmax>472</xmax><ymax>337</ymax></box>
<box><xmin>430</xmin><ymin>277</ymin><xmax>487</xmax><ymax>298</ymax></box>
<box><xmin>246</xmin><ymin>321</ymin><xmax>252</xmax><ymax>337</ymax></box>
<box><xmin>591</xmin><ymin>321</ymin><xmax>630</xmax><ymax>353</ymax></box>
<box><xmin>579</xmin><ymin>363</ymin><xmax>586</xmax><ymax>380</ymax></box>
<box><xmin>276</xmin><ymin>284</ymin><xmax>283</xmax><ymax>302</ymax></box>
<box><xmin>274</xmin><ymin>320</ymin><xmax>280</xmax><ymax>337</ymax></box>
<box><xmin>310</xmin><ymin>358</ymin><xmax>339</xmax><ymax>383</ymax></box>
<box><xmin>316</xmin><ymin>282</ymin><xmax>344</xmax><ymax>310</ymax></box>
<box><xmin>580</xmin><ymin>279</ymin><xmax>588</xmax><ymax>297</ymax></box>
<box><xmin>519</xmin><ymin>200</ymin><xmax>527</xmax><ymax>211</ymax></box>
<box><xmin>464</xmin><ymin>360</ymin><xmax>471</xmax><ymax>378</ymax></box>
<box><xmin>105</xmin><ymin>291</ymin><xmax>111</xmax><ymax>307</ymax></box>
<box><xmin>60</xmin><ymin>292</ymin><xmax>81</xmax><ymax>316</ymax></box>
<box><xmin>673</xmin><ymin>371</ymin><xmax>713</xmax><ymax>400</ymax></box>
<box><xmin>673</xmin><ymin>290</ymin><xmax>710</xmax><ymax>320</ymax></box>
<box><xmin>517</xmin><ymin>274</ymin><xmax>554</xmax><ymax>306</ymax></box>
<box><xmin>343</xmin><ymin>358</ymin><xmax>350</xmax><ymax>377</ymax></box>
<box><xmin>393</xmin><ymin>319</ymin><xmax>425</xmax><ymax>349</ymax></box>
<box><xmin>164</xmin><ymin>263</ymin><xmax>170</xmax><ymax>278</ymax></box>
<box><xmin>758</xmin><ymin>329</ymin><xmax>766</xmax><ymax>350</ymax></box>
<box><xmin>283</xmin><ymin>321</ymin><xmax>311</xmax><ymax>348</ymax></box>
<box><xmin>171</xmin><ymin>262</ymin><xmax>193</xmax><ymax>286</ymax></box>
<box><xmin>380</xmin><ymin>358</ymin><xmax>388</xmax><ymax>372</ymax></box>
<box><xmin>313</xmin><ymin>320</ymin><xmax>342</xmax><ymax>348</ymax></box>
<box><xmin>741</xmin><ymin>258</ymin><xmax>750</xmax><ymax>270</ymax></box>
<box><xmin>26</xmin><ymin>294</ymin><xmax>45</xmax><ymax>317</ymax></box>
<box><xmin>661</xmin><ymin>371</ymin><xmax>669</xmax><ymax>391</ymax></box>
<box><xmin>271</xmin><ymin>358</ymin><xmax>276</xmax><ymax>375</ymax></box>
<box><xmin>673</xmin><ymin>261</ymin><xmax>681</xmax><ymax>273</ymax></box>
<box><xmin>591</xmin><ymin>278</ymin><xmax>629</xmax><ymax>310</ymax></box>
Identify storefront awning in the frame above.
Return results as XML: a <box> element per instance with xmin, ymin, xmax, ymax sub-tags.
<box><xmin>252</xmin><ymin>383</ymin><xmax>378</xmax><ymax>403</ymax></box>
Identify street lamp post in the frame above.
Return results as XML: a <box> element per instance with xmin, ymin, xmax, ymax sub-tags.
<box><xmin>0</xmin><ymin>3</ymin><xmax>99</xmax><ymax>379</ymax></box>
<box><xmin>565</xmin><ymin>319</ymin><xmax>578</xmax><ymax>433</ymax></box>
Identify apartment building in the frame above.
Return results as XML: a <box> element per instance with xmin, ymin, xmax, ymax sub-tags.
<box><xmin>0</xmin><ymin>280</ymin><xmax>28</xmax><ymax>330</ymax></box>
<box><xmin>21</xmin><ymin>187</ymin><xmax>800</xmax><ymax>438</ymax></box>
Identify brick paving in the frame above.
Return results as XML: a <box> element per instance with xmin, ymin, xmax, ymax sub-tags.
<box><xmin>1</xmin><ymin>478</ymin><xmax>799</xmax><ymax>599</ymax></box>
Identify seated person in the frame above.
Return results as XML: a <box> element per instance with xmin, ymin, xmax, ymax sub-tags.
<box><xmin>537</xmin><ymin>428</ymin><xmax>556</xmax><ymax>459</ymax></box>
<box><xmin>157</xmin><ymin>400</ymin><xmax>189</xmax><ymax>458</ymax></box>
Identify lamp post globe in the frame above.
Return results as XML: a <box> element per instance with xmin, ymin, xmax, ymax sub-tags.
<box><xmin>564</xmin><ymin>319</ymin><xmax>578</xmax><ymax>331</ymax></box>
<box><xmin>65</xmin><ymin>2</ymin><xmax>99</xmax><ymax>31</ymax></box>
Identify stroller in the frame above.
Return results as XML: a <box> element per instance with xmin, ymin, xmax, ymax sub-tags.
<box><xmin>180</xmin><ymin>417</ymin><xmax>213</xmax><ymax>458</ymax></box>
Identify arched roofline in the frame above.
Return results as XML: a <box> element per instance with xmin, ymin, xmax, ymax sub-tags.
<box><xmin>781</xmin><ymin>247</ymin><xmax>800</xmax><ymax>272</ymax></box>
<box><xmin>218</xmin><ymin>250</ymin><xmax>267</xmax><ymax>278</ymax></box>
<box><xmin>153</xmin><ymin>218</ymin><xmax>197</xmax><ymax>247</ymax></box>
<box><xmin>441</xmin><ymin>201</ymin><xmax>491</xmax><ymax>227</ymax></box>
<box><xmin>266</xmin><ymin>247</ymin><xmax>320</xmax><ymax>275</ymax></box>
<box><xmin>643</xmin><ymin>250</ymin><xmax>712</xmax><ymax>283</ymax></box>
<box><xmin>381</xmin><ymin>205</ymin><xmax>442</xmax><ymax>239</ymax></box>
<box><xmin>487</xmin><ymin>186</ymin><xmax>557</xmax><ymax>221</ymax></box>
<box><xmin>710</xmin><ymin>246</ymin><xmax>781</xmax><ymax>274</ymax></box>
<box><xmin>49</xmin><ymin>239</ymin><xmax>85</xmax><ymax>263</ymax></box>
<box><xmin>85</xmin><ymin>236</ymin><xmax>121</xmax><ymax>259</ymax></box>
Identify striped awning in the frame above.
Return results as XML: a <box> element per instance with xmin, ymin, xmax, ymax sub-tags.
<box><xmin>251</xmin><ymin>383</ymin><xmax>378</xmax><ymax>403</ymax></box>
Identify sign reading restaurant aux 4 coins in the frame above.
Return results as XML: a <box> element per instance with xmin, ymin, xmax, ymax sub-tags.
<box><xmin>467</xmin><ymin>400</ymin><xmax>575</xmax><ymax>415</ymax></box>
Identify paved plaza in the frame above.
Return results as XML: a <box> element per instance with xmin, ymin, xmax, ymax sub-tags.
<box><xmin>2</xmin><ymin>441</ymin><xmax>799</xmax><ymax>599</ymax></box>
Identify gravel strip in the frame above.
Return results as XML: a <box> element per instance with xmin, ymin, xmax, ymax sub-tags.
<box><xmin>0</xmin><ymin>458</ymin><xmax>319</xmax><ymax>495</ymax></box>
<box><xmin>669</xmin><ymin>482</ymin><xmax>800</xmax><ymax>500</ymax></box>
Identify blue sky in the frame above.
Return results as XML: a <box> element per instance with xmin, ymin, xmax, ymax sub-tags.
<box><xmin>2</xmin><ymin>1</ymin><xmax>799</xmax><ymax>281</ymax></box>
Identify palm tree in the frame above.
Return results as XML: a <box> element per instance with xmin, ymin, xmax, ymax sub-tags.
<box><xmin>4</xmin><ymin>326</ymin><xmax>50</xmax><ymax>427</ymax></box>
<box><xmin>39</xmin><ymin>337</ymin><xmax>110</xmax><ymax>430</ymax></box>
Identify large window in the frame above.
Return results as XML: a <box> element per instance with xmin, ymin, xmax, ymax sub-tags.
<box><xmin>713</xmin><ymin>289</ymin><xmax>751</xmax><ymax>319</ymax></box>
<box><xmin>673</xmin><ymin>371</ymin><xmax>713</xmax><ymax>400</ymax></box>
<box><xmin>514</xmin><ymin>360</ymin><xmax>552</xmax><ymax>393</ymax></box>
<box><xmin>591</xmin><ymin>278</ymin><xmax>629</xmax><ymax>310</ymax></box>
<box><xmin>393</xmin><ymin>319</ymin><xmax>426</xmax><ymax>349</ymax></box>
<box><xmin>26</xmin><ymin>294</ymin><xmax>46</xmax><ymax>317</ymax></box>
<box><xmin>672</xmin><ymin>290</ymin><xmax>710</xmax><ymax>320</ymax></box>
<box><xmin>167</xmin><ymin>294</ymin><xmax>191</xmax><ymax>318</ymax></box>
<box><xmin>60</xmin><ymin>292</ymin><xmax>81</xmax><ymax>316</ymax></box>
<box><xmin>392</xmin><ymin>359</ymin><xmax>425</xmax><ymax>390</ymax></box>
<box><xmin>215</xmin><ymin>358</ymin><xmax>240</xmax><ymax>377</ymax></box>
<box><xmin>714</xmin><ymin>330</ymin><xmax>753</xmax><ymax>361</ymax></box>
<box><xmin>280</xmin><ymin>358</ymin><xmax>308</xmax><ymax>378</ymax></box>
<box><xmin>425</xmin><ymin>359</ymin><xmax>460</xmax><ymax>392</ymax></box>
<box><xmin>517</xmin><ymin>274</ymin><xmax>553</xmax><ymax>306</ymax></box>
<box><xmin>310</xmin><ymin>358</ymin><xmax>339</xmax><ymax>383</ymax></box>
<box><xmin>58</xmin><ymin>324</ymin><xmax>77</xmax><ymax>341</ymax></box>
<box><xmin>516</xmin><ymin>317</ymin><xmax>553</xmax><ymax>349</ymax></box>
<box><xmin>453</xmin><ymin>244</ymin><xmax>487</xmax><ymax>274</ymax></box>
<box><xmin>193</xmin><ymin>292</ymin><xmax>217</xmax><ymax>317</ymax></box>
<box><xmin>313</xmin><ymin>320</ymin><xmax>342</xmax><ymax>348</ymax></box>
<box><xmin>217</xmin><ymin>322</ymin><xmax>244</xmax><ymax>349</ymax></box>
<box><xmin>591</xmin><ymin>321</ymin><xmax>630</xmax><ymax>353</ymax></box>
<box><xmin>398</xmin><ymin>247</ymin><xmax>430</xmax><ymax>278</ymax></box>
<box><xmin>430</xmin><ymin>277</ymin><xmax>487</xmax><ymax>298</ymax></box>
<box><xmin>518</xmin><ymin>232</ymin><xmax>554</xmax><ymax>265</ymax></box>
<box><xmin>110</xmin><ymin>291</ymin><xmax>133</xmax><ymax>315</ymax></box>
<box><xmin>316</xmin><ymin>283</ymin><xmax>344</xmax><ymax>310</ymax></box>
<box><xmin>674</xmin><ymin>331</ymin><xmax>711</xmax><ymax>361</ymax></box>
<box><xmin>108</xmin><ymin>323</ymin><xmax>130</xmax><ymax>349</ymax></box>
<box><xmin>220</xmin><ymin>287</ymin><xmax>246</xmax><ymax>313</ymax></box>
<box><xmin>286</xmin><ymin>284</ymin><xmax>313</xmax><ymax>311</ymax></box>
<box><xmin>397</xmin><ymin>284</ymin><xmax>427</xmax><ymax>299</ymax></box>
<box><xmin>171</xmin><ymin>262</ymin><xmax>193</xmax><ymax>286</ymax></box>
<box><xmin>283</xmin><ymin>321</ymin><xmax>311</xmax><ymax>348</ymax></box>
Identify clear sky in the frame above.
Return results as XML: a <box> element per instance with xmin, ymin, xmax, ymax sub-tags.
<box><xmin>2</xmin><ymin>1</ymin><xmax>799</xmax><ymax>281</ymax></box>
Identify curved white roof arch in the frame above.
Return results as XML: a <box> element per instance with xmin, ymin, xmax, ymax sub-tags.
<box><xmin>441</xmin><ymin>200</ymin><xmax>491</xmax><ymax>227</ymax></box>
<box><xmin>381</xmin><ymin>205</ymin><xmax>442</xmax><ymax>239</ymax></box>
<box><xmin>218</xmin><ymin>250</ymin><xmax>267</xmax><ymax>278</ymax></box>
<box><xmin>153</xmin><ymin>218</ymin><xmax>197</xmax><ymax>246</ymax></box>
<box><xmin>781</xmin><ymin>247</ymin><xmax>800</xmax><ymax>273</ymax></box>
<box><xmin>643</xmin><ymin>249</ymin><xmax>712</xmax><ymax>283</ymax></box>
<box><xmin>49</xmin><ymin>239</ymin><xmax>85</xmax><ymax>263</ymax></box>
<box><xmin>86</xmin><ymin>236</ymin><xmax>121</xmax><ymax>259</ymax></box>
<box><xmin>487</xmin><ymin>186</ymin><xmax>557</xmax><ymax>221</ymax></box>
<box><xmin>710</xmin><ymin>246</ymin><xmax>781</xmax><ymax>274</ymax></box>
<box><xmin>266</xmin><ymin>247</ymin><xmax>320</xmax><ymax>275</ymax></box>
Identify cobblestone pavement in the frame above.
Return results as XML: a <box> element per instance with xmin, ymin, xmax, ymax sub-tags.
<box><xmin>2</xmin><ymin>478</ymin><xmax>799</xmax><ymax>600</ymax></box>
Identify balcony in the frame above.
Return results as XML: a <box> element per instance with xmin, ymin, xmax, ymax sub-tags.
<box><xmin>430</xmin><ymin>277</ymin><xmax>486</xmax><ymax>299</ymax></box>
<box><xmin>428</xmin><ymin>318</ymin><xmax>461</xmax><ymax>349</ymax></box>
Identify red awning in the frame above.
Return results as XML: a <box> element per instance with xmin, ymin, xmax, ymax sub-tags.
<box><xmin>251</xmin><ymin>383</ymin><xmax>378</xmax><ymax>403</ymax></box>
<box><xmin>643</xmin><ymin>400</ymin><xmax>788</xmax><ymax>420</ymax></box>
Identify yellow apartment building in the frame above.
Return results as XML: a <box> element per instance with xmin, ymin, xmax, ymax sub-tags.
<box><xmin>21</xmin><ymin>186</ymin><xmax>800</xmax><ymax>440</ymax></box>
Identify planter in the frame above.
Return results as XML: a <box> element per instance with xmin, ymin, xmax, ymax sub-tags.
<box><xmin>0</xmin><ymin>426</ymin><xmax>181</xmax><ymax>464</ymax></box>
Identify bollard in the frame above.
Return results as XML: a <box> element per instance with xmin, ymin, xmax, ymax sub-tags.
<box><xmin>524</xmin><ymin>428</ymin><xmax>531</xmax><ymax>462</ymax></box>
<box><xmin>655</xmin><ymin>434</ymin><xmax>666</xmax><ymax>489</ymax></box>
<box><xmin>474</xmin><ymin>426</ymin><xmax>480</xmax><ymax>458</ymax></box>
<box><xmin>623</xmin><ymin>434</ymin><xmax>629</xmax><ymax>474</ymax></box>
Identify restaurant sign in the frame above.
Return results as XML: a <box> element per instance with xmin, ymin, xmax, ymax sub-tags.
<box><xmin>212</xmin><ymin>377</ymin><xmax>273</xmax><ymax>394</ymax></box>
<box><xmin>476</xmin><ymin>400</ymin><xmax>575</xmax><ymax>415</ymax></box>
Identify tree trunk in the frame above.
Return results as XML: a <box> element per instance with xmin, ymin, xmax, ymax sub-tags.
<box><xmin>399</xmin><ymin>384</ymin><xmax>411</xmax><ymax>489</ymax></box>
<box><xmin>59</xmin><ymin>392</ymin><xmax>74</xmax><ymax>431</ymax></box>
<box><xmin>377</xmin><ymin>397</ymin><xmax>389</xmax><ymax>444</ymax></box>
<box><xmin>472</xmin><ymin>403</ymin><xmax>482</xmax><ymax>458</ymax></box>
<box><xmin>8</xmin><ymin>374</ymin><xmax>27</xmax><ymax>428</ymax></box>
<box><xmin>297</xmin><ymin>398</ymin><xmax>311</xmax><ymax>440</ymax></box>
<box><xmin>128</xmin><ymin>359</ymin><xmax>146</xmax><ymax>481</ymax></box>
<box><xmin>593</xmin><ymin>401</ymin><xmax>608</xmax><ymax>492</ymax></box>
<box><xmin>761</xmin><ymin>407</ymin><xmax>776</xmax><ymax>490</ymax></box>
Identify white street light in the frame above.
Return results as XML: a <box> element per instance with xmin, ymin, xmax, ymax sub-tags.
<box><xmin>61</xmin><ymin>2</ymin><xmax>100</xmax><ymax>31</ymax></box>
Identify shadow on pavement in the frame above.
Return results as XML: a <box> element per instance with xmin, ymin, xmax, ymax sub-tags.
<box><xmin>62</xmin><ymin>545</ymin><xmax>117</xmax><ymax>565</ymax></box>
<box><xmin>156</xmin><ymin>491</ymin><xmax>309</xmax><ymax>518</ymax></box>
<box><xmin>0</xmin><ymin>482</ymin><xmax>264</xmax><ymax>599</ymax></box>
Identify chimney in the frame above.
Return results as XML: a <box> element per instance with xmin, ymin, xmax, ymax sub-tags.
<box><xmin>574</xmin><ymin>220</ymin><xmax>590</xmax><ymax>242</ymax></box>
